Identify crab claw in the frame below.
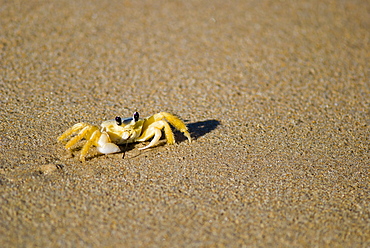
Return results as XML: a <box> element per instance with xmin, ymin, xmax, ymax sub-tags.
<box><xmin>97</xmin><ymin>132</ymin><xmax>120</xmax><ymax>154</ymax></box>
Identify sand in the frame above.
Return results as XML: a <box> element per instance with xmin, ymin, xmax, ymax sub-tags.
<box><xmin>1</xmin><ymin>0</ymin><xmax>369</xmax><ymax>247</ymax></box>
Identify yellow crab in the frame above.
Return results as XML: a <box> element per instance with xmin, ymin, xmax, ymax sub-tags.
<box><xmin>58</xmin><ymin>112</ymin><xmax>191</xmax><ymax>161</ymax></box>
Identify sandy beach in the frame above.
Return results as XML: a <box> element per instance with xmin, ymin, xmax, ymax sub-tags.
<box><xmin>1</xmin><ymin>0</ymin><xmax>369</xmax><ymax>247</ymax></box>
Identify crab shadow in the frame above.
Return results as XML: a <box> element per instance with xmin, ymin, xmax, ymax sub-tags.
<box><xmin>175</xmin><ymin>119</ymin><xmax>221</xmax><ymax>142</ymax></box>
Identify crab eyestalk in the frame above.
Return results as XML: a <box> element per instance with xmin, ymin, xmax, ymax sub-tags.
<box><xmin>133</xmin><ymin>112</ymin><xmax>139</xmax><ymax>122</ymax></box>
<box><xmin>115</xmin><ymin>116</ymin><xmax>122</xmax><ymax>126</ymax></box>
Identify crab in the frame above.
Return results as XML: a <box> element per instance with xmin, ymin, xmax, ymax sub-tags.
<box><xmin>58</xmin><ymin>112</ymin><xmax>191</xmax><ymax>161</ymax></box>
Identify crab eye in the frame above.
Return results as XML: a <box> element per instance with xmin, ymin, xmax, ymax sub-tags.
<box><xmin>133</xmin><ymin>112</ymin><xmax>139</xmax><ymax>122</ymax></box>
<box><xmin>115</xmin><ymin>116</ymin><xmax>122</xmax><ymax>125</ymax></box>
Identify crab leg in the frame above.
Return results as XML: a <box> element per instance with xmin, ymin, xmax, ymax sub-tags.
<box><xmin>159</xmin><ymin>112</ymin><xmax>190</xmax><ymax>140</ymax></box>
<box><xmin>79</xmin><ymin>129</ymin><xmax>101</xmax><ymax>162</ymax></box>
<box><xmin>149</xmin><ymin>112</ymin><xmax>191</xmax><ymax>142</ymax></box>
<box><xmin>138</xmin><ymin>128</ymin><xmax>162</xmax><ymax>150</ymax></box>
<box><xmin>65</xmin><ymin>125</ymin><xmax>93</xmax><ymax>149</ymax></box>
<box><xmin>137</xmin><ymin>120</ymin><xmax>170</xmax><ymax>150</ymax></box>
<box><xmin>58</xmin><ymin>123</ymin><xmax>87</xmax><ymax>142</ymax></box>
